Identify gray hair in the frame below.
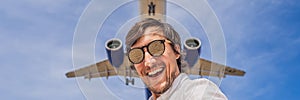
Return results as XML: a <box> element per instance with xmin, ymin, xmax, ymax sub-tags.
<box><xmin>126</xmin><ymin>18</ymin><xmax>181</xmax><ymax>51</ymax></box>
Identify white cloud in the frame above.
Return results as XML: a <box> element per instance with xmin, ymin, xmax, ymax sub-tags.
<box><xmin>1</xmin><ymin>0</ymin><xmax>298</xmax><ymax>99</ymax></box>
<box><xmin>207</xmin><ymin>0</ymin><xmax>300</xmax><ymax>99</ymax></box>
<box><xmin>0</xmin><ymin>0</ymin><xmax>90</xmax><ymax>99</ymax></box>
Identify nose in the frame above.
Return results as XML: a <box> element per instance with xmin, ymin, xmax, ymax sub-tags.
<box><xmin>144</xmin><ymin>51</ymin><xmax>156</xmax><ymax>67</ymax></box>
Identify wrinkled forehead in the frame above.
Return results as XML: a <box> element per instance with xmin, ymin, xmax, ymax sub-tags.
<box><xmin>143</xmin><ymin>26</ymin><xmax>164</xmax><ymax>36</ymax></box>
<box><xmin>132</xmin><ymin>34</ymin><xmax>166</xmax><ymax>48</ymax></box>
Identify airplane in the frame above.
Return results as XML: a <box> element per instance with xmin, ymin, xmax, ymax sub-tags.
<box><xmin>65</xmin><ymin>0</ymin><xmax>246</xmax><ymax>99</ymax></box>
<box><xmin>65</xmin><ymin>38</ymin><xmax>245</xmax><ymax>82</ymax></box>
<box><xmin>66</xmin><ymin>38</ymin><xmax>245</xmax><ymax>98</ymax></box>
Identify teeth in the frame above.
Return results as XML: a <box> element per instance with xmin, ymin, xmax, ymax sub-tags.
<box><xmin>148</xmin><ymin>68</ymin><xmax>163</xmax><ymax>76</ymax></box>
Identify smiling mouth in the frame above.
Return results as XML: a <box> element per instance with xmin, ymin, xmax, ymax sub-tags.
<box><xmin>146</xmin><ymin>67</ymin><xmax>164</xmax><ymax>77</ymax></box>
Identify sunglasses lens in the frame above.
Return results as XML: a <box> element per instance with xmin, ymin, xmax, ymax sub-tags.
<box><xmin>148</xmin><ymin>40</ymin><xmax>165</xmax><ymax>56</ymax></box>
<box><xmin>129</xmin><ymin>40</ymin><xmax>166</xmax><ymax>64</ymax></box>
<box><xmin>129</xmin><ymin>49</ymin><xmax>144</xmax><ymax>64</ymax></box>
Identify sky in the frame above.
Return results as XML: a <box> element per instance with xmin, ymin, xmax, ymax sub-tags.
<box><xmin>0</xmin><ymin>0</ymin><xmax>300</xmax><ymax>100</ymax></box>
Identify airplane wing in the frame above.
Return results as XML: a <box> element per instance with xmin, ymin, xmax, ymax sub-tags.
<box><xmin>66</xmin><ymin>57</ymin><xmax>245</xmax><ymax>80</ymax></box>
<box><xmin>182</xmin><ymin>58</ymin><xmax>246</xmax><ymax>78</ymax></box>
<box><xmin>65</xmin><ymin>58</ymin><xmax>139</xmax><ymax>80</ymax></box>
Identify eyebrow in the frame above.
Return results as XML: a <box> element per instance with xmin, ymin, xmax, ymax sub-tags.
<box><xmin>131</xmin><ymin>35</ymin><xmax>166</xmax><ymax>47</ymax></box>
<box><xmin>131</xmin><ymin>39</ymin><xmax>165</xmax><ymax>49</ymax></box>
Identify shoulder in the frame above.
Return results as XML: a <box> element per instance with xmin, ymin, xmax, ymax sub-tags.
<box><xmin>182</xmin><ymin>76</ymin><xmax>214</xmax><ymax>90</ymax></box>
<box><xmin>180</xmin><ymin>76</ymin><xmax>228</xmax><ymax>100</ymax></box>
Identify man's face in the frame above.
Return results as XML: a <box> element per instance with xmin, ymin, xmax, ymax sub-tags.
<box><xmin>130</xmin><ymin>27</ymin><xmax>180</xmax><ymax>94</ymax></box>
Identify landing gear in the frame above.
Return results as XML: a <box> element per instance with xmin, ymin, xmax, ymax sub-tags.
<box><xmin>125</xmin><ymin>78</ymin><xmax>129</xmax><ymax>85</ymax></box>
<box><xmin>125</xmin><ymin>78</ymin><xmax>134</xmax><ymax>85</ymax></box>
<box><xmin>132</xmin><ymin>78</ymin><xmax>134</xmax><ymax>85</ymax></box>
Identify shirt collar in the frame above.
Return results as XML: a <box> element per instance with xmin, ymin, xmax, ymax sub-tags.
<box><xmin>148</xmin><ymin>73</ymin><xmax>188</xmax><ymax>100</ymax></box>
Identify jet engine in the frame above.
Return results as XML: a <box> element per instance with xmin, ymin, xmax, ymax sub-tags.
<box><xmin>105</xmin><ymin>38</ymin><xmax>124</xmax><ymax>68</ymax></box>
<box><xmin>184</xmin><ymin>38</ymin><xmax>201</xmax><ymax>67</ymax></box>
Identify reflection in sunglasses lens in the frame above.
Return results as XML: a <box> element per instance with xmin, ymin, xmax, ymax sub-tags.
<box><xmin>149</xmin><ymin>41</ymin><xmax>164</xmax><ymax>56</ymax></box>
<box><xmin>129</xmin><ymin>40</ymin><xmax>165</xmax><ymax>64</ymax></box>
<box><xmin>129</xmin><ymin>49</ymin><xmax>144</xmax><ymax>64</ymax></box>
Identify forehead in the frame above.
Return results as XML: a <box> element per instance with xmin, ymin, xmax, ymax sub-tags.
<box><xmin>143</xmin><ymin>26</ymin><xmax>163</xmax><ymax>35</ymax></box>
<box><xmin>131</xmin><ymin>27</ymin><xmax>166</xmax><ymax>48</ymax></box>
<box><xmin>131</xmin><ymin>34</ymin><xmax>166</xmax><ymax>48</ymax></box>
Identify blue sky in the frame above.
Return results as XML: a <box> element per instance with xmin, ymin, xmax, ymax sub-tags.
<box><xmin>1</xmin><ymin>0</ymin><xmax>300</xmax><ymax>100</ymax></box>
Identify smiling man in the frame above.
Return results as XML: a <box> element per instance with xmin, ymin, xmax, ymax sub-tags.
<box><xmin>126</xmin><ymin>18</ymin><xmax>227</xmax><ymax>100</ymax></box>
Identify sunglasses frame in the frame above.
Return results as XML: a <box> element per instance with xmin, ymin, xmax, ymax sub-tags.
<box><xmin>128</xmin><ymin>40</ymin><xmax>171</xmax><ymax>64</ymax></box>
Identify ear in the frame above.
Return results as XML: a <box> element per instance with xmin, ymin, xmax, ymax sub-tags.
<box><xmin>174</xmin><ymin>44</ymin><xmax>181</xmax><ymax>59</ymax></box>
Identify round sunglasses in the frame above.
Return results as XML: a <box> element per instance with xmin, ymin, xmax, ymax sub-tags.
<box><xmin>128</xmin><ymin>40</ymin><xmax>172</xmax><ymax>64</ymax></box>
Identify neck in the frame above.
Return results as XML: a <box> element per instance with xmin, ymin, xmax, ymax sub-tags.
<box><xmin>151</xmin><ymin>93</ymin><xmax>160</xmax><ymax>100</ymax></box>
<box><xmin>150</xmin><ymin>72</ymin><xmax>180</xmax><ymax>99</ymax></box>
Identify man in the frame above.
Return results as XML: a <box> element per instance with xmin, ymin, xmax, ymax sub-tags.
<box><xmin>126</xmin><ymin>18</ymin><xmax>227</xmax><ymax>100</ymax></box>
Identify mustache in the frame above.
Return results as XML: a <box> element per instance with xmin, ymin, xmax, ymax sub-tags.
<box><xmin>140</xmin><ymin>57</ymin><xmax>165</xmax><ymax>76</ymax></box>
<box><xmin>143</xmin><ymin>61</ymin><xmax>166</xmax><ymax>74</ymax></box>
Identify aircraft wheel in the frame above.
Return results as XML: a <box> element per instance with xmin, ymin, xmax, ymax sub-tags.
<box><xmin>132</xmin><ymin>78</ymin><xmax>134</xmax><ymax>85</ymax></box>
<box><xmin>125</xmin><ymin>78</ymin><xmax>129</xmax><ymax>85</ymax></box>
